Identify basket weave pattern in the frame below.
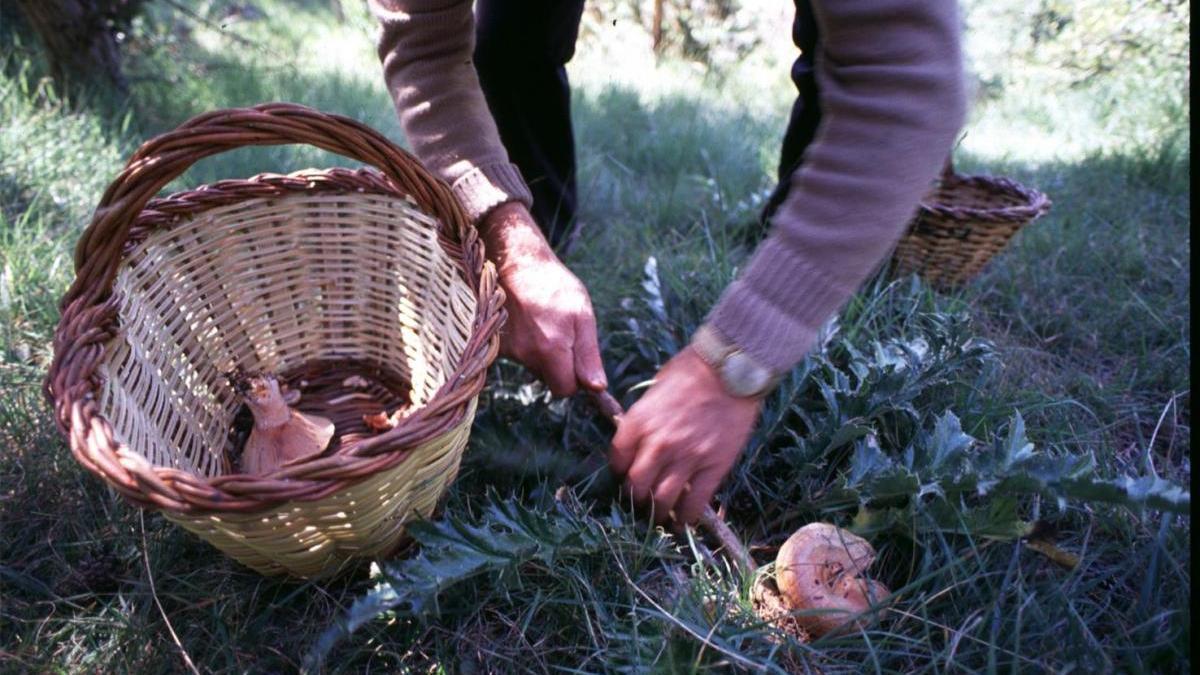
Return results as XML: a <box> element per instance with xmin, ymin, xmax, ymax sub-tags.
<box><xmin>892</xmin><ymin>167</ymin><xmax>1051</xmax><ymax>288</ymax></box>
<box><xmin>45</xmin><ymin>104</ymin><xmax>504</xmax><ymax>578</ymax></box>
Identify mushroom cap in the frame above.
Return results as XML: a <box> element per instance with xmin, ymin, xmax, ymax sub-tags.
<box><xmin>775</xmin><ymin>522</ymin><xmax>890</xmax><ymax>637</ymax></box>
<box><xmin>243</xmin><ymin>374</ymin><xmax>280</xmax><ymax>406</ymax></box>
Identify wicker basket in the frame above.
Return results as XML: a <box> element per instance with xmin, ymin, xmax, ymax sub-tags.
<box><xmin>891</xmin><ymin>161</ymin><xmax>1051</xmax><ymax>289</ymax></box>
<box><xmin>44</xmin><ymin>104</ymin><xmax>504</xmax><ymax>579</ymax></box>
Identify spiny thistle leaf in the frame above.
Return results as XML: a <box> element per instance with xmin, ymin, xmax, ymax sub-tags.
<box><xmin>832</xmin><ymin>412</ymin><xmax>1190</xmax><ymax>521</ymax></box>
<box><xmin>924</xmin><ymin>411</ymin><xmax>975</xmax><ymax>472</ymax></box>
<box><xmin>307</xmin><ymin>493</ymin><xmax>616</xmax><ymax>669</ymax></box>
<box><xmin>853</xmin><ymin>496</ymin><xmax>1034</xmax><ymax>541</ymax></box>
<box><xmin>737</xmin><ymin>306</ymin><xmax>1190</xmax><ymax>534</ymax></box>
<box><xmin>1057</xmin><ymin>474</ymin><xmax>1191</xmax><ymax>513</ymax></box>
<box><xmin>996</xmin><ymin>411</ymin><xmax>1036</xmax><ymax>469</ymax></box>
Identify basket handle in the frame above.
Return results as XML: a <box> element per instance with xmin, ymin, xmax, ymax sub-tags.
<box><xmin>64</xmin><ymin>103</ymin><xmax>472</xmax><ymax>311</ymax></box>
<box><xmin>940</xmin><ymin>155</ymin><xmax>956</xmax><ymax>181</ymax></box>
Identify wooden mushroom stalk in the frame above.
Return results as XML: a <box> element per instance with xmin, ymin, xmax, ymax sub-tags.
<box><xmin>235</xmin><ymin>373</ymin><xmax>334</xmax><ymax>475</ymax></box>
<box><xmin>774</xmin><ymin>522</ymin><xmax>890</xmax><ymax>638</ymax></box>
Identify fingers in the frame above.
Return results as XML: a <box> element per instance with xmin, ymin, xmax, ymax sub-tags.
<box><xmin>573</xmin><ymin>306</ymin><xmax>607</xmax><ymax>392</ymax></box>
<box><xmin>623</xmin><ymin>438</ymin><xmax>662</xmax><ymax>506</ymax></box>
<box><xmin>510</xmin><ymin>310</ymin><xmax>603</xmax><ymax>399</ymax></box>
<box><xmin>609</xmin><ymin>411</ymin><xmax>641</xmax><ymax>477</ymax></box>
<box><xmin>650</xmin><ymin>469</ymin><xmax>690</xmax><ymax>525</ymax></box>
<box><xmin>540</xmin><ymin>346</ymin><xmax>578</xmax><ymax>398</ymax></box>
<box><xmin>495</xmin><ymin>253</ymin><xmax>604</xmax><ymax>399</ymax></box>
<box><xmin>508</xmin><ymin>330</ymin><xmax>577</xmax><ymax>397</ymax></box>
<box><xmin>675</xmin><ymin>469</ymin><xmax>723</xmax><ymax>526</ymax></box>
<box><xmin>618</xmin><ymin>442</ymin><xmax>708</xmax><ymax>527</ymax></box>
<box><xmin>613</xmin><ymin>424</ymin><xmax>697</xmax><ymax>526</ymax></box>
<box><xmin>544</xmin><ymin>303</ymin><xmax>605</xmax><ymax>397</ymax></box>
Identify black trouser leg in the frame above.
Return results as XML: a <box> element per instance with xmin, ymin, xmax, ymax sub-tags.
<box><xmin>761</xmin><ymin>0</ymin><xmax>821</xmax><ymax>225</ymax></box>
<box><xmin>474</xmin><ymin>0</ymin><xmax>586</xmax><ymax>251</ymax></box>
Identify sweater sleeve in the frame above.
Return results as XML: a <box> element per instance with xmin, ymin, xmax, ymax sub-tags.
<box><xmin>707</xmin><ymin>0</ymin><xmax>967</xmax><ymax>373</ymax></box>
<box><xmin>369</xmin><ymin>0</ymin><xmax>533</xmax><ymax>223</ymax></box>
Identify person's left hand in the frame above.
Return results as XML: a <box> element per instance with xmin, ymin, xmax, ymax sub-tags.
<box><xmin>609</xmin><ymin>347</ymin><xmax>761</xmax><ymax>525</ymax></box>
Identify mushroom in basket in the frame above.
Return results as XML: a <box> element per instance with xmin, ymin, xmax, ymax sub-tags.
<box><xmin>233</xmin><ymin>372</ymin><xmax>334</xmax><ymax>475</ymax></box>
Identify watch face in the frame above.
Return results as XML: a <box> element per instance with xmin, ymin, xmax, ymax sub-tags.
<box><xmin>721</xmin><ymin>351</ymin><xmax>773</xmax><ymax>398</ymax></box>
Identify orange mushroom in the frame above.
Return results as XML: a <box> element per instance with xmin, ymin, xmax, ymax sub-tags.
<box><xmin>774</xmin><ymin>522</ymin><xmax>890</xmax><ymax>637</ymax></box>
<box><xmin>236</xmin><ymin>374</ymin><xmax>334</xmax><ymax>475</ymax></box>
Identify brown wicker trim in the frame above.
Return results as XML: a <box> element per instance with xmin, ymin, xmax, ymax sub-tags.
<box><xmin>44</xmin><ymin>103</ymin><xmax>505</xmax><ymax>515</ymax></box>
<box><xmin>127</xmin><ymin>167</ymin><xmax>429</xmax><ymax>250</ymax></box>
<box><xmin>917</xmin><ymin>173</ymin><xmax>1051</xmax><ymax>225</ymax></box>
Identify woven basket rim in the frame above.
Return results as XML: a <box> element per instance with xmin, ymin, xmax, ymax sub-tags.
<box><xmin>918</xmin><ymin>171</ymin><xmax>1051</xmax><ymax>225</ymax></box>
<box><xmin>128</xmin><ymin>166</ymin><xmax>432</xmax><ymax>254</ymax></box>
<box><xmin>44</xmin><ymin>103</ymin><xmax>505</xmax><ymax>516</ymax></box>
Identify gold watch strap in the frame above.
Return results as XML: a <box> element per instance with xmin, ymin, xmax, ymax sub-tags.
<box><xmin>690</xmin><ymin>323</ymin><xmax>735</xmax><ymax>370</ymax></box>
<box><xmin>689</xmin><ymin>324</ymin><xmax>781</xmax><ymax>398</ymax></box>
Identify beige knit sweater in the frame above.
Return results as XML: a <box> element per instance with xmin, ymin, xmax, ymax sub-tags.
<box><xmin>370</xmin><ymin>0</ymin><xmax>966</xmax><ymax>375</ymax></box>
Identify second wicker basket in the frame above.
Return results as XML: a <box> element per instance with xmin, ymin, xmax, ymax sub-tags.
<box><xmin>891</xmin><ymin>161</ymin><xmax>1051</xmax><ymax>289</ymax></box>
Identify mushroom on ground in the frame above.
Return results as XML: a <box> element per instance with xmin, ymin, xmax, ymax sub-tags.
<box><xmin>235</xmin><ymin>373</ymin><xmax>334</xmax><ymax>475</ymax></box>
<box><xmin>774</xmin><ymin>522</ymin><xmax>890</xmax><ymax>637</ymax></box>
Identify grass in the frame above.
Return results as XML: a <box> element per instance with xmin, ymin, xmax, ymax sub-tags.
<box><xmin>969</xmin><ymin>143</ymin><xmax>1190</xmax><ymax>464</ymax></box>
<box><xmin>0</xmin><ymin>1</ymin><xmax>1190</xmax><ymax>672</ymax></box>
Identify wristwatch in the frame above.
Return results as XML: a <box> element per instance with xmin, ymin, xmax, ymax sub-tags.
<box><xmin>689</xmin><ymin>324</ymin><xmax>782</xmax><ymax>399</ymax></box>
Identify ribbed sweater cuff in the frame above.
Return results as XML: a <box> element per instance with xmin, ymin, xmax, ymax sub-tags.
<box><xmin>450</xmin><ymin>161</ymin><xmax>534</xmax><ymax>223</ymax></box>
<box><xmin>706</xmin><ymin>239</ymin><xmax>852</xmax><ymax>374</ymax></box>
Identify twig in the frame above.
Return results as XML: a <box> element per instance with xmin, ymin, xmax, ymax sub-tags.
<box><xmin>698</xmin><ymin>506</ymin><xmax>758</xmax><ymax>575</ymax></box>
<box><xmin>140</xmin><ymin>512</ymin><xmax>201</xmax><ymax>675</ymax></box>
<box><xmin>159</xmin><ymin>0</ymin><xmax>273</xmax><ymax>54</ymax></box>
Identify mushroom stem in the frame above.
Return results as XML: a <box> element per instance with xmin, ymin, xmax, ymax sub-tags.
<box><xmin>700</xmin><ymin>506</ymin><xmax>758</xmax><ymax>574</ymax></box>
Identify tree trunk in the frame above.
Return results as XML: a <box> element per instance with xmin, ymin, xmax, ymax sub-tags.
<box><xmin>651</xmin><ymin>0</ymin><xmax>665</xmax><ymax>54</ymax></box>
<box><xmin>13</xmin><ymin>0</ymin><xmax>132</xmax><ymax>98</ymax></box>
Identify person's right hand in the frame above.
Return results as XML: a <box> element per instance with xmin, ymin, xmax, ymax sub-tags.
<box><xmin>481</xmin><ymin>202</ymin><xmax>606</xmax><ymax>397</ymax></box>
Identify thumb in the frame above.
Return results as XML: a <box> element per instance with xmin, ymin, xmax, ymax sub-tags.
<box><xmin>573</xmin><ymin>308</ymin><xmax>608</xmax><ymax>392</ymax></box>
